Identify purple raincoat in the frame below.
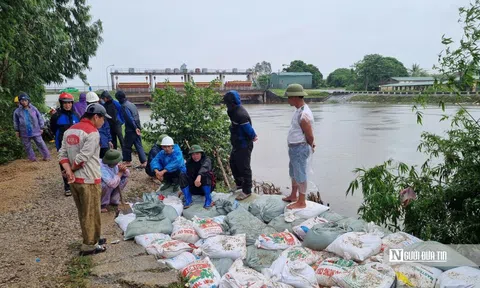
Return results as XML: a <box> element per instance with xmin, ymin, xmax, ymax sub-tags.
<box><xmin>73</xmin><ymin>93</ymin><xmax>87</xmax><ymax>116</ymax></box>
<box><xmin>13</xmin><ymin>104</ymin><xmax>45</xmax><ymax>137</ymax></box>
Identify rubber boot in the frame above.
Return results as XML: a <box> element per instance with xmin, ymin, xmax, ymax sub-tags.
<box><xmin>182</xmin><ymin>186</ymin><xmax>192</xmax><ymax>209</ymax></box>
<box><xmin>202</xmin><ymin>185</ymin><xmax>213</xmax><ymax>209</ymax></box>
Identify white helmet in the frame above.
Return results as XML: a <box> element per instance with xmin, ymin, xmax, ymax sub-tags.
<box><xmin>161</xmin><ymin>136</ymin><xmax>174</xmax><ymax>146</ymax></box>
<box><xmin>86</xmin><ymin>91</ymin><xmax>99</xmax><ymax>103</ymax></box>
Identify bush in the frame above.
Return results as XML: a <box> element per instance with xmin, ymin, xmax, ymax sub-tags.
<box><xmin>144</xmin><ymin>82</ymin><xmax>232</xmax><ymax>188</ymax></box>
<box><xmin>0</xmin><ymin>93</ymin><xmax>25</xmax><ymax>164</ymax></box>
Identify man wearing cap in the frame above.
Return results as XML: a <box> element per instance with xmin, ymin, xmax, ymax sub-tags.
<box><xmin>58</xmin><ymin>103</ymin><xmax>112</xmax><ymax>256</ymax></box>
<box><xmin>180</xmin><ymin>145</ymin><xmax>214</xmax><ymax>209</ymax></box>
<box><xmin>150</xmin><ymin>136</ymin><xmax>186</xmax><ymax>189</ymax></box>
<box><xmin>282</xmin><ymin>84</ymin><xmax>316</xmax><ymax>210</ymax></box>
<box><xmin>223</xmin><ymin>90</ymin><xmax>258</xmax><ymax>201</ymax></box>
<box><xmin>145</xmin><ymin>134</ymin><xmax>168</xmax><ymax>178</ymax></box>
<box><xmin>100</xmin><ymin>149</ymin><xmax>130</xmax><ymax>213</ymax></box>
<box><xmin>13</xmin><ymin>92</ymin><xmax>51</xmax><ymax>161</ymax></box>
<box><xmin>115</xmin><ymin>90</ymin><xmax>147</xmax><ymax>168</ymax></box>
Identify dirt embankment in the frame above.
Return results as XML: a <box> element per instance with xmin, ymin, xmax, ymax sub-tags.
<box><xmin>0</xmin><ymin>148</ymin><xmax>157</xmax><ymax>287</ymax></box>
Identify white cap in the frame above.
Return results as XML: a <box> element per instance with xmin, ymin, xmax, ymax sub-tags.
<box><xmin>86</xmin><ymin>91</ymin><xmax>99</xmax><ymax>103</ymax></box>
<box><xmin>161</xmin><ymin>136</ymin><xmax>174</xmax><ymax>146</ymax></box>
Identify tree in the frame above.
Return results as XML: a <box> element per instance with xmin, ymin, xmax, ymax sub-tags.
<box><xmin>409</xmin><ymin>63</ymin><xmax>430</xmax><ymax>77</ymax></box>
<box><xmin>145</xmin><ymin>82</ymin><xmax>232</xmax><ymax>186</ymax></box>
<box><xmin>252</xmin><ymin>61</ymin><xmax>272</xmax><ymax>90</ymax></box>
<box><xmin>0</xmin><ymin>0</ymin><xmax>103</xmax><ymax>163</ymax></box>
<box><xmin>353</xmin><ymin>54</ymin><xmax>408</xmax><ymax>91</ymax></box>
<box><xmin>256</xmin><ymin>74</ymin><xmax>270</xmax><ymax>90</ymax></box>
<box><xmin>326</xmin><ymin>68</ymin><xmax>355</xmax><ymax>87</ymax></box>
<box><xmin>346</xmin><ymin>1</ymin><xmax>480</xmax><ymax>244</ymax></box>
<box><xmin>283</xmin><ymin>60</ymin><xmax>323</xmax><ymax>89</ymax></box>
<box><xmin>253</xmin><ymin>61</ymin><xmax>272</xmax><ymax>75</ymax></box>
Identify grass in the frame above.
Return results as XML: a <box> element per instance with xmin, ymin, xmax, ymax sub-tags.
<box><xmin>64</xmin><ymin>255</ymin><xmax>93</xmax><ymax>288</ymax></box>
<box><xmin>348</xmin><ymin>94</ymin><xmax>480</xmax><ymax>104</ymax></box>
<box><xmin>270</xmin><ymin>89</ymin><xmax>330</xmax><ymax>98</ymax></box>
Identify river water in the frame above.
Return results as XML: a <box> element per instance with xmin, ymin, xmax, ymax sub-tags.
<box><xmin>45</xmin><ymin>94</ymin><xmax>480</xmax><ymax>217</ymax></box>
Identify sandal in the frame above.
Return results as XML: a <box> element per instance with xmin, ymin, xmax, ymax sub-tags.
<box><xmin>282</xmin><ymin>197</ymin><xmax>297</xmax><ymax>203</ymax></box>
<box><xmin>64</xmin><ymin>190</ymin><xmax>72</xmax><ymax>197</ymax></box>
<box><xmin>98</xmin><ymin>238</ymin><xmax>107</xmax><ymax>245</ymax></box>
<box><xmin>79</xmin><ymin>245</ymin><xmax>106</xmax><ymax>256</ymax></box>
<box><xmin>101</xmin><ymin>208</ymin><xmax>108</xmax><ymax>213</ymax></box>
<box><xmin>235</xmin><ymin>192</ymin><xmax>251</xmax><ymax>201</ymax></box>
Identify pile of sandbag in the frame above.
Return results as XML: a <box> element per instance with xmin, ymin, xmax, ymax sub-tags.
<box><xmin>113</xmin><ymin>189</ymin><xmax>480</xmax><ymax>288</ymax></box>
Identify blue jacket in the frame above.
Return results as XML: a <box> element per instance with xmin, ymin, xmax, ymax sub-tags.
<box><xmin>50</xmin><ymin>108</ymin><xmax>81</xmax><ymax>151</ymax></box>
<box><xmin>99</xmin><ymin>121</ymin><xmax>112</xmax><ymax>148</ymax></box>
<box><xmin>113</xmin><ymin>100</ymin><xmax>125</xmax><ymax>125</ymax></box>
<box><xmin>224</xmin><ymin>90</ymin><xmax>257</xmax><ymax>149</ymax></box>
<box><xmin>150</xmin><ymin>144</ymin><xmax>186</xmax><ymax>173</ymax></box>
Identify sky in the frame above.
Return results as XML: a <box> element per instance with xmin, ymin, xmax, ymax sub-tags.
<box><xmin>61</xmin><ymin>0</ymin><xmax>471</xmax><ymax>89</ymax></box>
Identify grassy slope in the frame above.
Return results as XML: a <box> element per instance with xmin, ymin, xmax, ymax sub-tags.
<box><xmin>348</xmin><ymin>94</ymin><xmax>480</xmax><ymax>104</ymax></box>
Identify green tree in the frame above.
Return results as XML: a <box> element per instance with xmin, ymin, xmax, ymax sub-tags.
<box><xmin>145</xmin><ymin>82</ymin><xmax>232</xmax><ymax>186</ymax></box>
<box><xmin>283</xmin><ymin>60</ymin><xmax>323</xmax><ymax>89</ymax></box>
<box><xmin>253</xmin><ymin>61</ymin><xmax>272</xmax><ymax>75</ymax></box>
<box><xmin>353</xmin><ymin>54</ymin><xmax>408</xmax><ymax>91</ymax></box>
<box><xmin>409</xmin><ymin>63</ymin><xmax>430</xmax><ymax>77</ymax></box>
<box><xmin>0</xmin><ymin>0</ymin><xmax>103</xmax><ymax>164</ymax></box>
<box><xmin>326</xmin><ymin>68</ymin><xmax>355</xmax><ymax>87</ymax></box>
<box><xmin>256</xmin><ymin>74</ymin><xmax>270</xmax><ymax>90</ymax></box>
<box><xmin>252</xmin><ymin>61</ymin><xmax>272</xmax><ymax>90</ymax></box>
<box><xmin>346</xmin><ymin>1</ymin><xmax>480</xmax><ymax>244</ymax></box>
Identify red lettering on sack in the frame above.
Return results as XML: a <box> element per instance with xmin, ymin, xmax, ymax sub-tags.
<box><xmin>66</xmin><ymin>134</ymin><xmax>80</xmax><ymax>145</ymax></box>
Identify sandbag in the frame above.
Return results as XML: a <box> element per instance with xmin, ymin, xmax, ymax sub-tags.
<box><xmin>182</xmin><ymin>203</ymin><xmax>221</xmax><ymax>220</ymax></box>
<box><xmin>146</xmin><ymin>239</ymin><xmax>196</xmax><ymax>259</ymax></box>
<box><xmin>280</xmin><ymin>246</ymin><xmax>323</xmax><ymax>265</ymax></box>
<box><xmin>283</xmin><ymin>201</ymin><xmax>330</xmax><ymax>222</ymax></box>
<box><xmin>192</xmin><ymin>216</ymin><xmax>224</xmax><ymax>239</ymax></box>
<box><xmin>434</xmin><ymin>266</ymin><xmax>480</xmax><ymax>288</ymax></box>
<box><xmin>181</xmin><ymin>257</ymin><xmax>221</xmax><ymax>288</ymax></box>
<box><xmin>303</xmin><ymin>222</ymin><xmax>348</xmax><ymax>251</ymax></box>
<box><xmin>292</xmin><ymin>217</ymin><xmax>328</xmax><ymax>240</ymax></box>
<box><xmin>332</xmin><ymin>262</ymin><xmax>396</xmax><ymax>288</ymax></box>
<box><xmin>171</xmin><ymin>217</ymin><xmax>199</xmax><ymax>244</ymax></box>
<box><xmin>195</xmin><ymin>234</ymin><xmax>247</xmax><ymax>260</ymax></box>
<box><xmin>318</xmin><ymin>211</ymin><xmax>346</xmax><ymax>223</ymax></box>
<box><xmin>314</xmin><ymin>257</ymin><xmax>358</xmax><ymax>287</ymax></box>
<box><xmin>158</xmin><ymin>252</ymin><xmax>200</xmax><ymax>270</ymax></box>
<box><xmin>336</xmin><ymin>217</ymin><xmax>368</xmax><ymax>232</ymax></box>
<box><xmin>403</xmin><ymin>241</ymin><xmax>479</xmax><ymax>271</ymax></box>
<box><xmin>326</xmin><ymin>232</ymin><xmax>382</xmax><ymax>262</ymax></box>
<box><xmin>163</xmin><ymin>195</ymin><xmax>184</xmax><ymax>217</ymax></box>
<box><xmin>115</xmin><ymin>213</ymin><xmax>135</xmax><ymax>232</ymax></box>
<box><xmin>124</xmin><ymin>217</ymin><xmax>173</xmax><ymax>240</ymax></box>
<box><xmin>220</xmin><ymin>259</ymin><xmax>293</xmax><ymax>288</ymax></box>
<box><xmin>248</xmin><ymin>195</ymin><xmax>288</xmax><ymax>223</ymax></box>
<box><xmin>256</xmin><ymin>230</ymin><xmax>301</xmax><ymax>250</ymax></box>
<box><xmin>224</xmin><ymin>207</ymin><xmax>277</xmax><ymax>246</ymax></box>
<box><xmin>134</xmin><ymin>233</ymin><xmax>170</xmax><ymax>248</ymax></box>
<box><xmin>227</xmin><ymin>192</ymin><xmax>260</xmax><ymax>210</ymax></box>
<box><xmin>264</xmin><ymin>255</ymin><xmax>318</xmax><ymax>288</ymax></box>
<box><xmin>244</xmin><ymin>245</ymin><xmax>282</xmax><ymax>272</ymax></box>
<box><xmin>392</xmin><ymin>263</ymin><xmax>442</xmax><ymax>288</ymax></box>
<box><xmin>268</xmin><ymin>214</ymin><xmax>305</xmax><ymax>233</ymax></box>
<box><xmin>211</xmin><ymin>258</ymin><xmax>234</xmax><ymax>277</ymax></box>
<box><xmin>214</xmin><ymin>198</ymin><xmax>235</xmax><ymax>215</ymax></box>
<box><xmin>381</xmin><ymin>231</ymin><xmax>422</xmax><ymax>253</ymax></box>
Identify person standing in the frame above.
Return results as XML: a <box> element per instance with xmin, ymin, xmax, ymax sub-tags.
<box><xmin>85</xmin><ymin>91</ymin><xmax>113</xmax><ymax>158</ymax></box>
<box><xmin>100</xmin><ymin>91</ymin><xmax>125</xmax><ymax>149</ymax></box>
<box><xmin>115</xmin><ymin>90</ymin><xmax>147</xmax><ymax>168</ymax></box>
<box><xmin>282</xmin><ymin>84</ymin><xmax>316</xmax><ymax>210</ymax></box>
<box><xmin>50</xmin><ymin>92</ymin><xmax>81</xmax><ymax>196</ymax></box>
<box><xmin>13</xmin><ymin>93</ymin><xmax>51</xmax><ymax>161</ymax></box>
<box><xmin>223</xmin><ymin>90</ymin><xmax>258</xmax><ymax>201</ymax></box>
<box><xmin>73</xmin><ymin>92</ymin><xmax>87</xmax><ymax>116</ymax></box>
<box><xmin>58</xmin><ymin>103</ymin><xmax>111</xmax><ymax>256</ymax></box>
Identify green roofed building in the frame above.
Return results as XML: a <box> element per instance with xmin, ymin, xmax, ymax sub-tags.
<box><xmin>270</xmin><ymin>72</ymin><xmax>313</xmax><ymax>89</ymax></box>
<box><xmin>379</xmin><ymin>77</ymin><xmax>435</xmax><ymax>91</ymax></box>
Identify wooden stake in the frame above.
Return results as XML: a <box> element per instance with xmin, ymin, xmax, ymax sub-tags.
<box><xmin>215</xmin><ymin>149</ymin><xmax>231</xmax><ymax>190</ymax></box>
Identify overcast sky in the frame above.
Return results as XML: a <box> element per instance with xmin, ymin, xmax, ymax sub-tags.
<box><xmin>63</xmin><ymin>0</ymin><xmax>471</xmax><ymax>88</ymax></box>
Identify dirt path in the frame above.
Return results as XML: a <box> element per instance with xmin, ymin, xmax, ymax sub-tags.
<box><xmin>0</xmin><ymin>148</ymin><xmax>177</xmax><ymax>287</ymax></box>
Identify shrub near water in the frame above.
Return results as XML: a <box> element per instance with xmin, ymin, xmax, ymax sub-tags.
<box><xmin>145</xmin><ymin>82</ymin><xmax>231</xmax><ymax>184</ymax></box>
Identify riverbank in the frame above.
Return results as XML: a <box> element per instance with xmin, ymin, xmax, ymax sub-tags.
<box><xmin>347</xmin><ymin>94</ymin><xmax>480</xmax><ymax>104</ymax></box>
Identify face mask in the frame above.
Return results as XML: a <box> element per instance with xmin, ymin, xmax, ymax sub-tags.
<box><xmin>100</xmin><ymin>99</ymin><xmax>105</xmax><ymax>105</ymax></box>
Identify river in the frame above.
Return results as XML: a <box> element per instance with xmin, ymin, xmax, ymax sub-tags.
<box><xmin>45</xmin><ymin>94</ymin><xmax>480</xmax><ymax>217</ymax></box>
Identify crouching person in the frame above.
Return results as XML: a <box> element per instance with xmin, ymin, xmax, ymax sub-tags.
<box><xmin>150</xmin><ymin>136</ymin><xmax>186</xmax><ymax>189</ymax></box>
<box><xmin>180</xmin><ymin>145</ymin><xmax>214</xmax><ymax>209</ymax></box>
<box><xmin>101</xmin><ymin>149</ymin><xmax>130</xmax><ymax>213</ymax></box>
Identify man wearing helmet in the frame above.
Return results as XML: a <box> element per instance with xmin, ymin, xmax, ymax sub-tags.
<box><xmin>150</xmin><ymin>136</ymin><xmax>186</xmax><ymax>190</ymax></box>
<box><xmin>13</xmin><ymin>92</ymin><xmax>51</xmax><ymax>162</ymax></box>
<box><xmin>50</xmin><ymin>92</ymin><xmax>81</xmax><ymax>196</ymax></box>
<box><xmin>85</xmin><ymin>91</ymin><xmax>113</xmax><ymax>158</ymax></box>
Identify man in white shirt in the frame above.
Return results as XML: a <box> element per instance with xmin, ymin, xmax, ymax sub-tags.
<box><xmin>282</xmin><ymin>84</ymin><xmax>316</xmax><ymax>209</ymax></box>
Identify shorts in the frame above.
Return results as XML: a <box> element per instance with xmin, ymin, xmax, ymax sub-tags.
<box><xmin>288</xmin><ymin>143</ymin><xmax>310</xmax><ymax>183</ymax></box>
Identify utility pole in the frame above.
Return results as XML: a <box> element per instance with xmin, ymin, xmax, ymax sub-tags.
<box><xmin>106</xmin><ymin>64</ymin><xmax>114</xmax><ymax>90</ymax></box>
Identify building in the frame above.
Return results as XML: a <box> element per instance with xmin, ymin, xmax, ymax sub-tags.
<box><xmin>270</xmin><ymin>72</ymin><xmax>313</xmax><ymax>89</ymax></box>
<box><xmin>379</xmin><ymin>77</ymin><xmax>435</xmax><ymax>91</ymax></box>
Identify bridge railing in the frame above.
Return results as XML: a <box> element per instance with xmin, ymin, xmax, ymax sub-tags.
<box><xmin>111</xmin><ymin>68</ymin><xmax>253</xmax><ymax>74</ymax></box>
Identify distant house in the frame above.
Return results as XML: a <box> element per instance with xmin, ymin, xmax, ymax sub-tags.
<box><xmin>379</xmin><ymin>77</ymin><xmax>435</xmax><ymax>91</ymax></box>
<box><xmin>270</xmin><ymin>72</ymin><xmax>313</xmax><ymax>89</ymax></box>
